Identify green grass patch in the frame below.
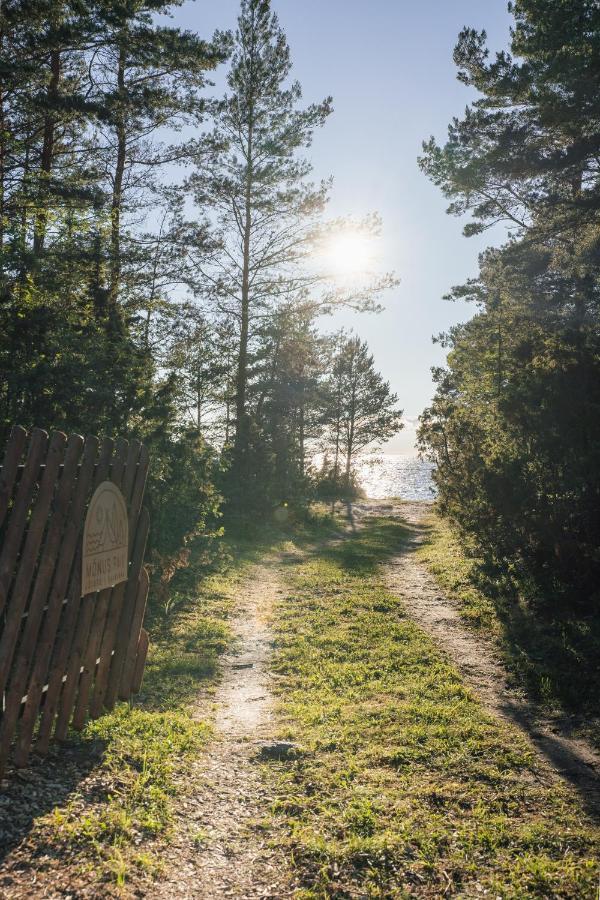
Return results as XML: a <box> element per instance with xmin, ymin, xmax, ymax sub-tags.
<box><xmin>416</xmin><ymin>514</ymin><xmax>499</xmax><ymax>630</ymax></box>
<box><xmin>51</xmin><ymin>708</ymin><xmax>209</xmax><ymax>885</ymax></box>
<box><xmin>270</xmin><ymin>516</ymin><xmax>600</xmax><ymax>897</ymax></box>
<box><xmin>418</xmin><ymin>513</ymin><xmax>600</xmax><ymax>749</ymax></box>
<box><xmin>41</xmin><ymin>516</ymin><xmax>315</xmax><ymax>890</ymax></box>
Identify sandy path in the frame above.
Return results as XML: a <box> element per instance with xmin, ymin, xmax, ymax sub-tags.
<box><xmin>357</xmin><ymin>500</ymin><xmax>600</xmax><ymax>818</ymax></box>
<box><xmin>153</xmin><ymin>558</ymin><xmax>293</xmax><ymax>900</ymax></box>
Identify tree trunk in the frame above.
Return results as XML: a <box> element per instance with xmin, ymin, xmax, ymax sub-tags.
<box><xmin>345</xmin><ymin>375</ymin><xmax>357</xmax><ymax>482</ymax></box>
<box><xmin>109</xmin><ymin>44</ymin><xmax>127</xmax><ymax>309</ymax></box>
<box><xmin>224</xmin><ymin>346</ymin><xmax>232</xmax><ymax>445</ymax></box>
<box><xmin>143</xmin><ymin>230</ymin><xmax>162</xmax><ymax>347</ymax></box>
<box><xmin>33</xmin><ymin>48</ymin><xmax>61</xmax><ymax>256</ymax></box>
<box><xmin>0</xmin><ymin>30</ymin><xmax>5</xmax><ymax>267</ymax></box>
<box><xmin>225</xmin><ymin>396</ymin><xmax>231</xmax><ymax>444</ymax></box>
<box><xmin>345</xmin><ymin>444</ymin><xmax>352</xmax><ymax>481</ymax></box>
<box><xmin>18</xmin><ymin>148</ymin><xmax>30</xmax><ymax>290</ymax></box>
<box><xmin>299</xmin><ymin>392</ymin><xmax>305</xmax><ymax>477</ymax></box>
<box><xmin>333</xmin><ymin>401</ymin><xmax>341</xmax><ymax>482</ymax></box>
<box><xmin>234</xmin><ymin>116</ymin><xmax>254</xmax><ymax>460</ymax></box>
<box><xmin>197</xmin><ymin>369</ymin><xmax>202</xmax><ymax>431</ymax></box>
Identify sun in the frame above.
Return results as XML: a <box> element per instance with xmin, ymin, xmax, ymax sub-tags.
<box><xmin>325</xmin><ymin>231</ymin><xmax>376</xmax><ymax>277</ymax></box>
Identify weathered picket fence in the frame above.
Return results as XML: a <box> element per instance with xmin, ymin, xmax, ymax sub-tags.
<box><xmin>0</xmin><ymin>426</ymin><xmax>150</xmax><ymax>777</ymax></box>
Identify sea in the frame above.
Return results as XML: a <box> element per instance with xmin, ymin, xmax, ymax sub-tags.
<box><xmin>354</xmin><ymin>455</ymin><xmax>436</xmax><ymax>501</ymax></box>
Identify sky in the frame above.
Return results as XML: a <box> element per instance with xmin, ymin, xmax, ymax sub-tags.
<box><xmin>168</xmin><ymin>0</ymin><xmax>514</xmax><ymax>454</ymax></box>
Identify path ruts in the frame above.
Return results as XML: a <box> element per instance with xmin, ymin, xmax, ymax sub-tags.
<box><xmin>153</xmin><ymin>557</ymin><xmax>293</xmax><ymax>900</ymax></box>
<box><xmin>363</xmin><ymin>500</ymin><xmax>600</xmax><ymax>820</ymax></box>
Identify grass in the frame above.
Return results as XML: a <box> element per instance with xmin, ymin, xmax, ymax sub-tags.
<box><xmin>28</xmin><ymin>504</ymin><xmax>600</xmax><ymax>894</ymax></box>
<box><xmin>417</xmin><ymin>513</ymin><xmax>600</xmax><ymax>750</ymax></box>
<box><xmin>40</xmin><ymin>519</ymin><xmax>304</xmax><ymax>891</ymax></box>
<box><xmin>49</xmin><ymin>708</ymin><xmax>209</xmax><ymax>884</ymax></box>
<box><xmin>38</xmin><ymin>506</ymin><xmax>338</xmax><ymax>890</ymax></box>
<box><xmin>44</xmin><ymin>570</ymin><xmax>230</xmax><ymax>888</ymax></box>
<box><xmin>415</xmin><ymin>516</ymin><xmax>499</xmax><ymax>631</ymax></box>
<box><xmin>269</xmin><ymin>515</ymin><xmax>600</xmax><ymax>898</ymax></box>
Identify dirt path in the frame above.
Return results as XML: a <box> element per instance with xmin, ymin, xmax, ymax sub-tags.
<box><xmin>357</xmin><ymin>500</ymin><xmax>600</xmax><ymax>818</ymax></box>
<box><xmin>152</xmin><ymin>557</ymin><xmax>293</xmax><ymax>900</ymax></box>
<box><xmin>3</xmin><ymin>504</ymin><xmax>599</xmax><ymax>898</ymax></box>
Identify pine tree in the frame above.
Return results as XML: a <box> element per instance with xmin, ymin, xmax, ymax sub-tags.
<box><xmin>185</xmin><ymin>0</ymin><xmax>332</xmax><ymax>485</ymax></box>
<box><xmin>418</xmin><ymin>0</ymin><xmax>600</xmax><ymax>602</ymax></box>
<box><xmin>419</xmin><ymin>0</ymin><xmax>600</xmax><ymax>314</ymax></box>
<box><xmin>324</xmin><ymin>336</ymin><xmax>403</xmax><ymax>486</ymax></box>
<box><xmin>0</xmin><ymin>0</ymin><xmax>226</xmax><ymax>436</ymax></box>
<box><xmin>89</xmin><ymin>0</ymin><xmax>227</xmax><ymax>314</ymax></box>
<box><xmin>166</xmin><ymin>307</ymin><xmax>233</xmax><ymax>441</ymax></box>
<box><xmin>253</xmin><ymin>302</ymin><xmax>330</xmax><ymax>504</ymax></box>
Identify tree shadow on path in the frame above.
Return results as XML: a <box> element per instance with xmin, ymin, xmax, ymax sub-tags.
<box><xmin>295</xmin><ymin>502</ymin><xmax>600</xmax><ymax>822</ymax></box>
<box><xmin>0</xmin><ymin>737</ymin><xmax>105</xmax><ymax>871</ymax></box>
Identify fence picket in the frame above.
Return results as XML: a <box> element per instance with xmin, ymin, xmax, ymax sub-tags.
<box><xmin>131</xmin><ymin>627</ymin><xmax>149</xmax><ymax>695</ymax></box>
<box><xmin>0</xmin><ymin>434</ymin><xmax>82</xmax><ymax>774</ymax></box>
<box><xmin>126</xmin><ymin>445</ymin><xmax>149</xmax><ymax>555</ymax></box>
<box><xmin>0</xmin><ymin>431</ymin><xmax>66</xmax><ymax>696</ymax></box>
<box><xmin>0</xmin><ymin>426</ymin><xmax>27</xmax><ymax>528</ymax></box>
<box><xmin>14</xmin><ymin>436</ymin><xmax>98</xmax><ymax>767</ymax></box>
<box><xmin>89</xmin><ymin>441</ymin><xmax>142</xmax><ymax>717</ymax></box>
<box><xmin>37</xmin><ymin>438</ymin><xmax>113</xmax><ymax>753</ymax></box>
<box><xmin>70</xmin><ymin>439</ymin><xmax>129</xmax><ymax>730</ymax></box>
<box><xmin>120</xmin><ymin>515</ymin><xmax>151</xmax><ymax>699</ymax></box>
<box><xmin>0</xmin><ymin>428</ymin><xmax>150</xmax><ymax>775</ymax></box>
<box><xmin>107</xmin><ymin>510</ymin><xmax>149</xmax><ymax>705</ymax></box>
<box><xmin>0</xmin><ymin>429</ymin><xmax>48</xmax><ymax>617</ymax></box>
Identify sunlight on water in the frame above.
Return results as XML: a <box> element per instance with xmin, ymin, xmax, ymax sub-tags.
<box><xmin>355</xmin><ymin>455</ymin><xmax>436</xmax><ymax>501</ymax></box>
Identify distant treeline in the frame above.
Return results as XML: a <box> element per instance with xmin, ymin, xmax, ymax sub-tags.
<box><xmin>0</xmin><ymin>0</ymin><xmax>401</xmax><ymax>580</ymax></box>
<box><xmin>419</xmin><ymin>0</ymin><xmax>600</xmax><ymax>605</ymax></box>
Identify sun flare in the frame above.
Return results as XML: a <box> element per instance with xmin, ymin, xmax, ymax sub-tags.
<box><xmin>325</xmin><ymin>232</ymin><xmax>376</xmax><ymax>277</ymax></box>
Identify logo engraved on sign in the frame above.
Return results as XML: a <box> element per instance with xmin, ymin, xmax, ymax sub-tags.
<box><xmin>82</xmin><ymin>482</ymin><xmax>129</xmax><ymax>596</ymax></box>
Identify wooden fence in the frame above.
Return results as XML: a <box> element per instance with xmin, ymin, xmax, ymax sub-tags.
<box><xmin>0</xmin><ymin>426</ymin><xmax>150</xmax><ymax>777</ymax></box>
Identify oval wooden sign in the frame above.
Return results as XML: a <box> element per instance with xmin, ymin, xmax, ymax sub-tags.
<box><xmin>82</xmin><ymin>481</ymin><xmax>129</xmax><ymax>596</ymax></box>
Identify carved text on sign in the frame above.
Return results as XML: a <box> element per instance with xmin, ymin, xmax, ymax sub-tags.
<box><xmin>82</xmin><ymin>481</ymin><xmax>129</xmax><ymax>595</ymax></box>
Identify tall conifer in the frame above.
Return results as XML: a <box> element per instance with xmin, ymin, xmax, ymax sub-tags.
<box><xmin>186</xmin><ymin>0</ymin><xmax>332</xmax><ymax>480</ymax></box>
